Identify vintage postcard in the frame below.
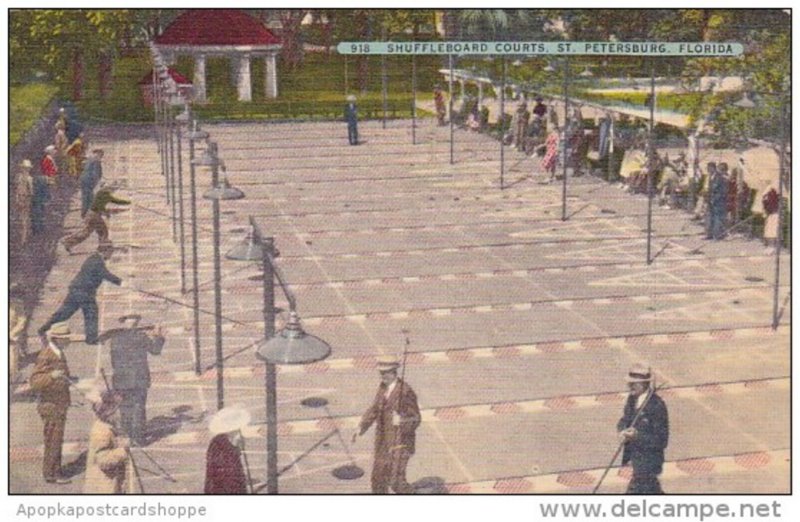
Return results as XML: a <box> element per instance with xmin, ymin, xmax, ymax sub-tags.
<box><xmin>5</xmin><ymin>4</ymin><xmax>792</xmax><ymax>513</ymax></box>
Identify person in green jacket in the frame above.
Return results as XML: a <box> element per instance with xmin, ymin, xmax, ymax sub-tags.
<box><xmin>63</xmin><ymin>183</ymin><xmax>130</xmax><ymax>253</ymax></box>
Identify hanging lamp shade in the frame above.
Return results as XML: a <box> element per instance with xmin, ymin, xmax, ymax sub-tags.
<box><xmin>256</xmin><ymin>312</ymin><xmax>332</xmax><ymax>365</ymax></box>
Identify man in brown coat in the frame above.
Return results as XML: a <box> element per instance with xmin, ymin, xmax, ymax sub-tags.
<box><xmin>29</xmin><ymin>323</ymin><xmax>74</xmax><ymax>484</ymax></box>
<box><xmin>353</xmin><ymin>355</ymin><xmax>421</xmax><ymax>494</ymax></box>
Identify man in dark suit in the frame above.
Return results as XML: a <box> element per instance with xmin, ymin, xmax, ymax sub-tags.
<box><xmin>107</xmin><ymin>316</ymin><xmax>165</xmax><ymax>446</ymax></box>
<box><xmin>344</xmin><ymin>95</ymin><xmax>359</xmax><ymax>146</ymax></box>
<box><xmin>353</xmin><ymin>355</ymin><xmax>421</xmax><ymax>494</ymax></box>
<box><xmin>617</xmin><ymin>363</ymin><xmax>669</xmax><ymax>494</ymax></box>
<box><xmin>30</xmin><ymin>323</ymin><xmax>74</xmax><ymax>484</ymax></box>
<box><xmin>38</xmin><ymin>242</ymin><xmax>122</xmax><ymax>344</ymax></box>
<box><xmin>79</xmin><ymin>149</ymin><xmax>104</xmax><ymax>217</ymax></box>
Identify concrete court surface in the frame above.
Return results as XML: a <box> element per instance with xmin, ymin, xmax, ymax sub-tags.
<box><xmin>9</xmin><ymin>116</ymin><xmax>790</xmax><ymax>494</ymax></box>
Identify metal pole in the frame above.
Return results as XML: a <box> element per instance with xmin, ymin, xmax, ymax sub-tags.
<box><xmin>772</xmin><ymin>97</ymin><xmax>787</xmax><ymax>329</ymax></box>
<box><xmin>189</xmin><ymin>120</ymin><xmax>202</xmax><ymax>375</ymax></box>
<box><xmin>211</xmin><ymin>150</ymin><xmax>224</xmax><ymax>410</ymax></box>
<box><xmin>382</xmin><ymin>27</ymin><xmax>388</xmax><ymax>129</ymax></box>
<box><xmin>260</xmin><ymin>234</ymin><xmax>278</xmax><ymax>494</ymax></box>
<box><xmin>412</xmin><ymin>54</ymin><xmax>417</xmax><ymax>145</ymax></box>
<box><xmin>153</xmin><ymin>70</ymin><xmax>159</xmax><ymax>156</ymax></box>
<box><xmin>159</xmin><ymin>87</ymin><xmax>168</xmax><ymax>205</ymax></box>
<box><xmin>646</xmin><ymin>63</ymin><xmax>656</xmax><ymax>265</ymax></box>
<box><xmin>561</xmin><ymin>57</ymin><xmax>570</xmax><ymax>221</ymax></box>
<box><xmin>169</xmin><ymin>110</ymin><xmax>177</xmax><ymax>242</ymax></box>
<box><xmin>500</xmin><ymin>57</ymin><xmax>506</xmax><ymax>190</ymax></box>
<box><xmin>344</xmin><ymin>55</ymin><xmax>348</xmax><ymax>95</ymax></box>
<box><xmin>449</xmin><ymin>55</ymin><xmax>455</xmax><ymax>165</ymax></box>
<box><xmin>177</xmin><ymin>121</ymin><xmax>186</xmax><ymax>294</ymax></box>
<box><xmin>161</xmin><ymin>84</ymin><xmax>172</xmax><ymax>205</ymax></box>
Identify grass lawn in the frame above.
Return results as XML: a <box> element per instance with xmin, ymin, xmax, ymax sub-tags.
<box><xmin>10</xmin><ymin>82</ymin><xmax>58</xmax><ymax>146</ymax></box>
<box><xmin>78</xmin><ymin>51</ymin><xmax>445</xmax><ymax>123</ymax></box>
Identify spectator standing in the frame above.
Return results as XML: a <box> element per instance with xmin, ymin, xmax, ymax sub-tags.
<box><xmin>344</xmin><ymin>95</ymin><xmax>359</xmax><ymax>146</ymax></box>
<box><xmin>31</xmin><ymin>162</ymin><xmax>51</xmax><ymax>236</ymax></box>
<box><xmin>532</xmin><ymin>96</ymin><xmax>547</xmax><ymax>119</ymax></box>
<box><xmin>204</xmin><ymin>407</ymin><xmax>251</xmax><ymax>494</ymax></box>
<box><xmin>13</xmin><ymin>159</ymin><xmax>34</xmax><ymax>246</ymax></box>
<box><xmin>29</xmin><ymin>323</ymin><xmax>74</xmax><ymax>485</ymax></box>
<box><xmin>41</xmin><ymin>145</ymin><xmax>59</xmax><ymax>186</ymax></box>
<box><xmin>9</xmin><ymin>284</ymin><xmax>28</xmax><ymax>384</ymax></box>
<box><xmin>762</xmin><ymin>184</ymin><xmax>780</xmax><ymax>247</ymax></box>
<box><xmin>513</xmin><ymin>102</ymin><xmax>530</xmax><ymax>150</ymax></box>
<box><xmin>66</xmin><ymin>132</ymin><xmax>86</xmax><ymax>178</ymax></box>
<box><xmin>54</xmin><ymin>121</ymin><xmax>69</xmax><ymax>174</ymax></box>
<box><xmin>434</xmin><ymin>85</ymin><xmax>447</xmax><ymax>126</ymax></box>
<box><xmin>708</xmin><ymin>162</ymin><xmax>729</xmax><ymax>239</ymax></box>
<box><xmin>83</xmin><ymin>390</ymin><xmax>130</xmax><ymax>494</ymax></box>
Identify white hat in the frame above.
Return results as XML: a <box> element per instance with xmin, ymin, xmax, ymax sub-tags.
<box><xmin>208</xmin><ymin>406</ymin><xmax>251</xmax><ymax>435</ymax></box>
<box><xmin>45</xmin><ymin>145</ymin><xmax>56</xmax><ymax>153</ymax></box>
<box><xmin>376</xmin><ymin>355</ymin><xmax>400</xmax><ymax>372</ymax></box>
<box><xmin>346</xmin><ymin>94</ymin><xmax>356</xmax><ymax>102</ymax></box>
<box><xmin>20</xmin><ymin>159</ymin><xmax>33</xmax><ymax>169</ymax></box>
<box><xmin>626</xmin><ymin>363</ymin><xmax>652</xmax><ymax>383</ymax></box>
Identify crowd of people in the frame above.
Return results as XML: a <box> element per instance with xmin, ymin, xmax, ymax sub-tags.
<box><xmin>435</xmin><ymin>88</ymin><xmax>784</xmax><ymax>246</ymax></box>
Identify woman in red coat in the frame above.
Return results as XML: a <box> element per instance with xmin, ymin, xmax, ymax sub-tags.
<box><xmin>204</xmin><ymin>407</ymin><xmax>251</xmax><ymax>494</ymax></box>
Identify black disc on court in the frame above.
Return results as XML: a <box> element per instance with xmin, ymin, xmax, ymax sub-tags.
<box><xmin>332</xmin><ymin>464</ymin><xmax>364</xmax><ymax>480</ymax></box>
<box><xmin>301</xmin><ymin>397</ymin><xmax>328</xmax><ymax>408</ymax></box>
<box><xmin>745</xmin><ymin>276</ymin><xmax>765</xmax><ymax>282</ymax></box>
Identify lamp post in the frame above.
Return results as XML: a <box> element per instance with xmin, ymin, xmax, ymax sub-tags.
<box><xmin>199</xmin><ymin>142</ymin><xmax>246</xmax><ymax>409</ymax></box>
<box><xmin>411</xmin><ymin>52</ymin><xmax>417</xmax><ymax>145</ymax></box>
<box><xmin>188</xmin><ymin>120</ymin><xmax>209</xmax><ymax>375</ymax></box>
<box><xmin>165</xmin><ymin>85</ymin><xmax>180</xmax><ymax>243</ymax></box>
<box><xmin>157</xmin><ymin>69</ymin><xmax>170</xmax><ymax>205</ymax></box>
<box><xmin>227</xmin><ymin>217</ymin><xmax>332</xmax><ymax>495</ymax></box>
<box><xmin>646</xmin><ymin>62</ymin><xmax>656</xmax><ymax>265</ymax></box>
<box><xmin>735</xmin><ymin>87</ymin><xmax>790</xmax><ymax>329</ymax></box>
<box><xmin>500</xmin><ymin>57</ymin><xmax>507</xmax><ymax>190</ymax></box>
<box><xmin>171</xmin><ymin>98</ymin><xmax>189</xmax><ymax>293</ymax></box>
<box><xmin>449</xmin><ymin>54</ymin><xmax>455</xmax><ymax>164</ymax></box>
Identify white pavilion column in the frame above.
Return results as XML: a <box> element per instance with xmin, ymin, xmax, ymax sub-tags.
<box><xmin>236</xmin><ymin>54</ymin><xmax>252</xmax><ymax>102</ymax></box>
<box><xmin>265</xmin><ymin>53</ymin><xmax>278</xmax><ymax>98</ymax></box>
<box><xmin>458</xmin><ymin>79</ymin><xmax>466</xmax><ymax>101</ymax></box>
<box><xmin>193</xmin><ymin>53</ymin><xmax>207</xmax><ymax>103</ymax></box>
<box><xmin>477</xmin><ymin>82</ymin><xmax>484</xmax><ymax>110</ymax></box>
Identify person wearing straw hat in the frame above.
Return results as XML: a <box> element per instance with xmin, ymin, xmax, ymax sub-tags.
<box><xmin>108</xmin><ymin>315</ymin><xmax>165</xmax><ymax>447</ymax></box>
<box><xmin>13</xmin><ymin>159</ymin><xmax>34</xmax><ymax>246</ymax></box>
<box><xmin>344</xmin><ymin>94</ymin><xmax>359</xmax><ymax>146</ymax></box>
<box><xmin>29</xmin><ymin>322</ymin><xmax>74</xmax><ymax>485</ymax></box>
<box><xmin>353</xmin><ymin>355</ymin><xmax>421</xmax><ymax>494</ymax></box>
<box><xmin>204</xmin><ymin>407</ymin><xmax>251</xmax><ymax>494</ymax></box>
<box><xmin>38</xmin><ymin>241</ymin><xmax>122</xmax><ymax>345</ymax></box>
<box><xmin>616</xmin><ymin>363</ymin><xmax>669</xmax><ymax>494</ymax></box>
<box><xmin>83</xmin><ymin>389</ymin><xmax>130</xmax><ymax>493</ymax></box>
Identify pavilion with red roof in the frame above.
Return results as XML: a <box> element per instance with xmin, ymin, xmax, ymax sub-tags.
<box><xmin>154</xmin><ymin>9</ymin><xmax>282</xmax><ymax>103</ymax></box>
